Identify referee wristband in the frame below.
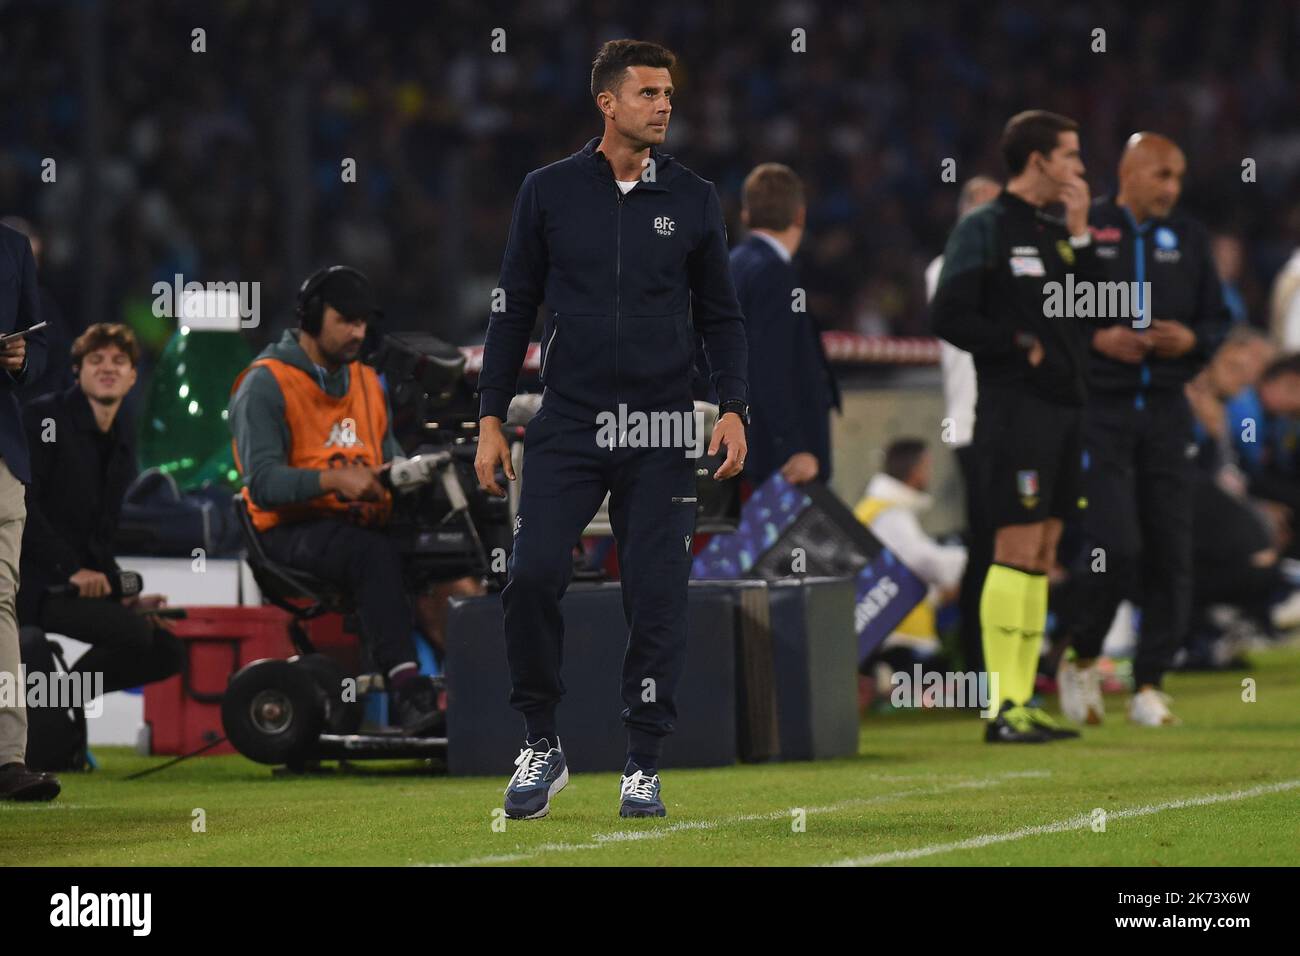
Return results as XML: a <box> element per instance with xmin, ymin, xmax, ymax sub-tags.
<box><xmin>1068</xmin><ymin>232</ymin><xmax>1092</xmax><ymax>249</ymax></box>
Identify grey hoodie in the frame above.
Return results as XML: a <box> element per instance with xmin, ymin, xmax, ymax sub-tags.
<box><xmin>228</xmin><ymin>329</ymin><xmax>402</xmax><ymax>509</ymax></box>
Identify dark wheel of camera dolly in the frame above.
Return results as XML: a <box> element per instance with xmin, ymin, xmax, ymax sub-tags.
<box><xmin>221</xmin><ymin>659</ymin><xmax>326</xmax><ymax>767</ymax></box>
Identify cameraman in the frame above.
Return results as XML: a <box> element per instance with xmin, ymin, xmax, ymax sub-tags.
<box><xmin>19</xmin><ymin>324</ymin><xmax>184</xmax><ymax>696</ymax></box>
<box><xmin>228</xmin><ymin>266</ymin><xmax>441</xmax><ymax>733</ymax></box>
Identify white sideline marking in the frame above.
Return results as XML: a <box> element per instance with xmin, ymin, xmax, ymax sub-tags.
<box><xmin>824</xmin><ymin>778</ymin><xmax>1300</xmax><ymax>867</ymax></box>
<box><xmin>870</xmin><ymin>771</ymin><xmax>1049</xmax><ymax>784</ymax></box>
<box><xmin>586</xmin><ymin>772</ymin><xmax>1050</xmax><ymax>846</ymax></box>
<box><xmin>417</xmin><ymin>771</ymin><xmax>1049</xmax><ymax>866</ymax></box>
<box><xmin>441</xmin><ymin>842</ymin><xmax>603</xmax><ymax>865</ymax></box>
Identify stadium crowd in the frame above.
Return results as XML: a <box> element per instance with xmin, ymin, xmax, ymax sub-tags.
<box><xmin>2</xmin><ymin>1</ymin><xmax>1298</xmax><ymax>349</ymax></box>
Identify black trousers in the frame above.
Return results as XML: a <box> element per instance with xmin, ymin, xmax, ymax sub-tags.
<box><xmin>954</xmin><ymin>443</ymin><xmax>991</xmax><ymax>674</ymax></box>
<box><xmin>504</xmin><ymin>405</ymin><xmax>697</xmax><ymax>759</ymax></box>
<box><xmin>40</xmin><ymin>595</ymin><xmax>185</xmax><ymax>695</ymax></box>
<box><xmin>1245</xmin><ymin>469</ymin><xmax>1300</xmax><ymax>559</ymax></box>
<box><xmin>260</xmin><ymin>518</ymin><xmax>417</xmax><ymax>674</ymax></box>
<box><xmin>1070</xmin><ymin>390</ymin><xmax>1195</xmax><ymax>688</ymax></box>
<box><xmin>1191</xmin><ymin>471</ymin><xmax>1279</xmax><ymax>628</ymax></box>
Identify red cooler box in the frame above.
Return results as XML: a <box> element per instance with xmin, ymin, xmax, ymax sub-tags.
<box><xmin>145</xmin><ymin>605</ymin><xmax>363</xmax><ymax>756</ymax></box>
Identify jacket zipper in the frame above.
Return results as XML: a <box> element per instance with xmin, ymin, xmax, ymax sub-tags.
<box><xmin>541</xmin><ymin>322</ymin><xmax>558</xmax><ymax>381</ymax></box>
<box><xmin>1133</xmin><ymin>226</ymin><xmax>1149</xmax><ymax>411</ymax></box>
<box><xmin>615</xmin><ymin>185</ymin><xmax>624</xmax><ymax>417</ymax></box>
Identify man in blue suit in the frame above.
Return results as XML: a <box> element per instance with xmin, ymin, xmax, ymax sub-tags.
<box><xmin>0</xmin><ymin>221</ymin><xmax>53</xmax><ymax>801</ymax></box>
<box><xmin>725</xmin><ymin>163</ymin><xmax>840</xmax><ymax>486</ymax></box>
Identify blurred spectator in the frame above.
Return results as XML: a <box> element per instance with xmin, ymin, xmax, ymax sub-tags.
<box><xmin>1184</xmin><ymin>329</ymin><xmax>1300</xmax><ymax>664</ymax></box>
<box><xmin>1226</xmin><ymin>355</ymin><xmax>1300</xmax><ymax>530</ymax></box>
<box><xmin>1211</xmin><ymin>233</ymin><xmax>1249</xmax><ymax>326</ymax></box>
<box><xmin>1187</xmin><ymin>326</ymin><xmax>1276</xmax><ymax>479</ymax></box>
<box><xmin>1270</xmin><ymin>246</ymin><xmax>1300</xmax><ymax>349</ymax></box>
<box><xmin>853</xmin><ymin>438</ymin><xmax>965</xmax><ymax>668</ymax></box>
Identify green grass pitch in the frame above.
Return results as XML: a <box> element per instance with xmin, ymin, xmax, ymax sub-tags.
<box><xmin>4</xmin><ymin>647</ymin><xmax>1298</xmax><ymax>867</ymax></box>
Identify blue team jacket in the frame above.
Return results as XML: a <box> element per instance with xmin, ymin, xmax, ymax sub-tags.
<box><xmin>477</xmin><ymin>137</ymin><xmax>748</xmax><ymax>423</ymax></box>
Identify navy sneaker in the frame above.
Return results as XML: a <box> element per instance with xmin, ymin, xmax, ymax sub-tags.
<box><xmin>618</xmin><ymin>769</ymin><xmax>667</xmax><ymax>818</ymax></box>
<box><xmin>503</xmin><ymin>738</ymin><xmax>568</xmax><ymax>820</ymax></box>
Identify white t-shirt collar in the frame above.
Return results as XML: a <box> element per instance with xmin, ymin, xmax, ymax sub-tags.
<box><xmin>751</xmin><ymin>229</ymin><xmax>792</xmax><ymax>264</ymax></box>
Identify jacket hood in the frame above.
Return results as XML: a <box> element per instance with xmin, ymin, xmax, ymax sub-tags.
<box><xmin>863</xmin><ymin>472</ymin><xmax>933</xmax><ymax>513</ymax></box>
<box><xmin>255</xmin><ymin>329</ymin><xmax>320</xmax><ymax>376</ymax></box>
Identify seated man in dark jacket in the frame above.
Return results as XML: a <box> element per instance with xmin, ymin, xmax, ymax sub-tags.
<box><xmin>18</xmin><ymin>323</ymin><xmax>184</xmax><ymax>696</ymax></box>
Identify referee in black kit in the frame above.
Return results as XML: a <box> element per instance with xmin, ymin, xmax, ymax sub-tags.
<box><xmin>1057</xmin><ymin>133</ymin><xmax>1229</xmax><ymax>728</ymax></box>
<box><xmin>474</xmin><ymin>40</ymin><xmax>748</xmax><ymax>820</ymax></box>
<box><xmin>931</xmin><ymin>110</ymin><xmax>1099</xmax><ymax>744</ymax></box>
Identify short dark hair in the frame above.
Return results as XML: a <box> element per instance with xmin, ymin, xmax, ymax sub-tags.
<box><xmin>590</xmin><ymin>39</ymin><xmax>676</xmax><ymax>102</ymax></box>
<box><xmin>72</xmin><ymin>322</ymin><xmax>139</xmax><ymax>370</ymax></box>
<box><xmin>742</xmin><ymin>163</ymin><xmax>805</xmax><ymax>231</ymax></box>
<box><xmin>884</xmin><ymin>438</ymin><xmax>928</xmax><ymax>483</ymax></box>
<box><xmin>1000</xmin><ymin>110</ymin><xmax>1079</xmax><ymax>175</ymax></box>
<box><xmin>1262</xmin><ymin>353</ymin><xmax>1300</xmax><ymax>382</ymax></box>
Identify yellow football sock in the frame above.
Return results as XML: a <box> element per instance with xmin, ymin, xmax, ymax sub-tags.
<box><xmin>980</xmin><ymin>564</ymin><xmax>1031</xmax><ymax>710</ymax></box>
<box><xmin>1018</xmin><ymin>571</ymin><xmax>1049</xmax><ymax>706</ymax></box>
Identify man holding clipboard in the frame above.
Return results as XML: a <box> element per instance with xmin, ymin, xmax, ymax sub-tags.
<box><xmin>0</xmin><ymin>221</ymin><xmax>52</xmax><ymax>801</ymax></box>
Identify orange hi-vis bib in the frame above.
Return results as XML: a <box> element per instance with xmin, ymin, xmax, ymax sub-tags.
<box><xmin>230</xmin><ymin>357</ymin><xmax>393</xmax><ymax>532</ymax></box>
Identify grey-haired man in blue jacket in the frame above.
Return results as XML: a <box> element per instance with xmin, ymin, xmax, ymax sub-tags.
<box><xmin>475</xmin><ymin>39</ymin><xmax>749</xmax><ymax>821</ymax></box>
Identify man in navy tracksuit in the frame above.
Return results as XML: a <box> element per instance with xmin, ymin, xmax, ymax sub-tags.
<box><xmin>474</xmin><ymin>40</ymin><xmax>749</xmax><ymax>820</ymax></box>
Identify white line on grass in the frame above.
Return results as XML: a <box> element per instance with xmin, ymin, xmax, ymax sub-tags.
<box><xmin>417</xmin><ymin>770</ymin><xmax>1050</xmax><ymax>866</ymax></box>
<box><xmin>823</xmin><ymin>778</ymin><xmax>1300</xmax><ymax>866</ymax></box>
<box><xmin>870</xmin><ymin>770</ymin><xmax>1049</xmax><ymax>784</ymax></box>
<box><xmin>597</xmin><ymin>772</ymin><xmax>1052</xmax><ymax>843</ymax></box>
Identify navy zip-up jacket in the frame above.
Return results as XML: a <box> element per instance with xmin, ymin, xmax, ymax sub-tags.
<box><xmin>0</xmin><ymin>223</ymin><xmax>47</xmax><ymax>484</ymax></box>
<box><xmin>1085</xmin><ymin>197</ymin><xmax>1229</xmax><ymax>398</ymax></box>
<box><xmin>477</xmin><ymin>136</ymin><xmax>748</xmax><ymax>424</ymax></box>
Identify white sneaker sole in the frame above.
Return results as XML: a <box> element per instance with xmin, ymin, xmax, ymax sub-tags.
<box><xmin>509</xmin><ymin>766</ymin><xmax>569</xmax><ymax>821</ymax></box>
<box><xmin>1128</xmin><ymin>713</ymin><xmax>1180</xmax><ymax>727</ymax></box>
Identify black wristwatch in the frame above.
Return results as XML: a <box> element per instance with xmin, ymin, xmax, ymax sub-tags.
<box><xmin>719</xmin><ymin>400</ymin><xmax>750</xmax><ymax>427</ymax></box>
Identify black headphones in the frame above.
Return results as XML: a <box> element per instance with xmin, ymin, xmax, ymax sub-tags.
<box><xmin>295</xmin><ymin>264</ymin><xmax>370</xmax><ymax>335</ymax></box>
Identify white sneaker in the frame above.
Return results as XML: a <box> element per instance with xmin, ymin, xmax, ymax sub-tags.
<box><xmin>1128</xmin><ymin>688</ymin><xmax>1181</xmax><ymax>727</ymax></box>
<box><xmin>1270</xmin><ymin>589</ymin><xmax>1300</xmax><ymax>631</ymax></box>
<box><xmin>1057</xmin><ymin>657</ymin><xmax>1104</xmax><ymax>725</ymax></box>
